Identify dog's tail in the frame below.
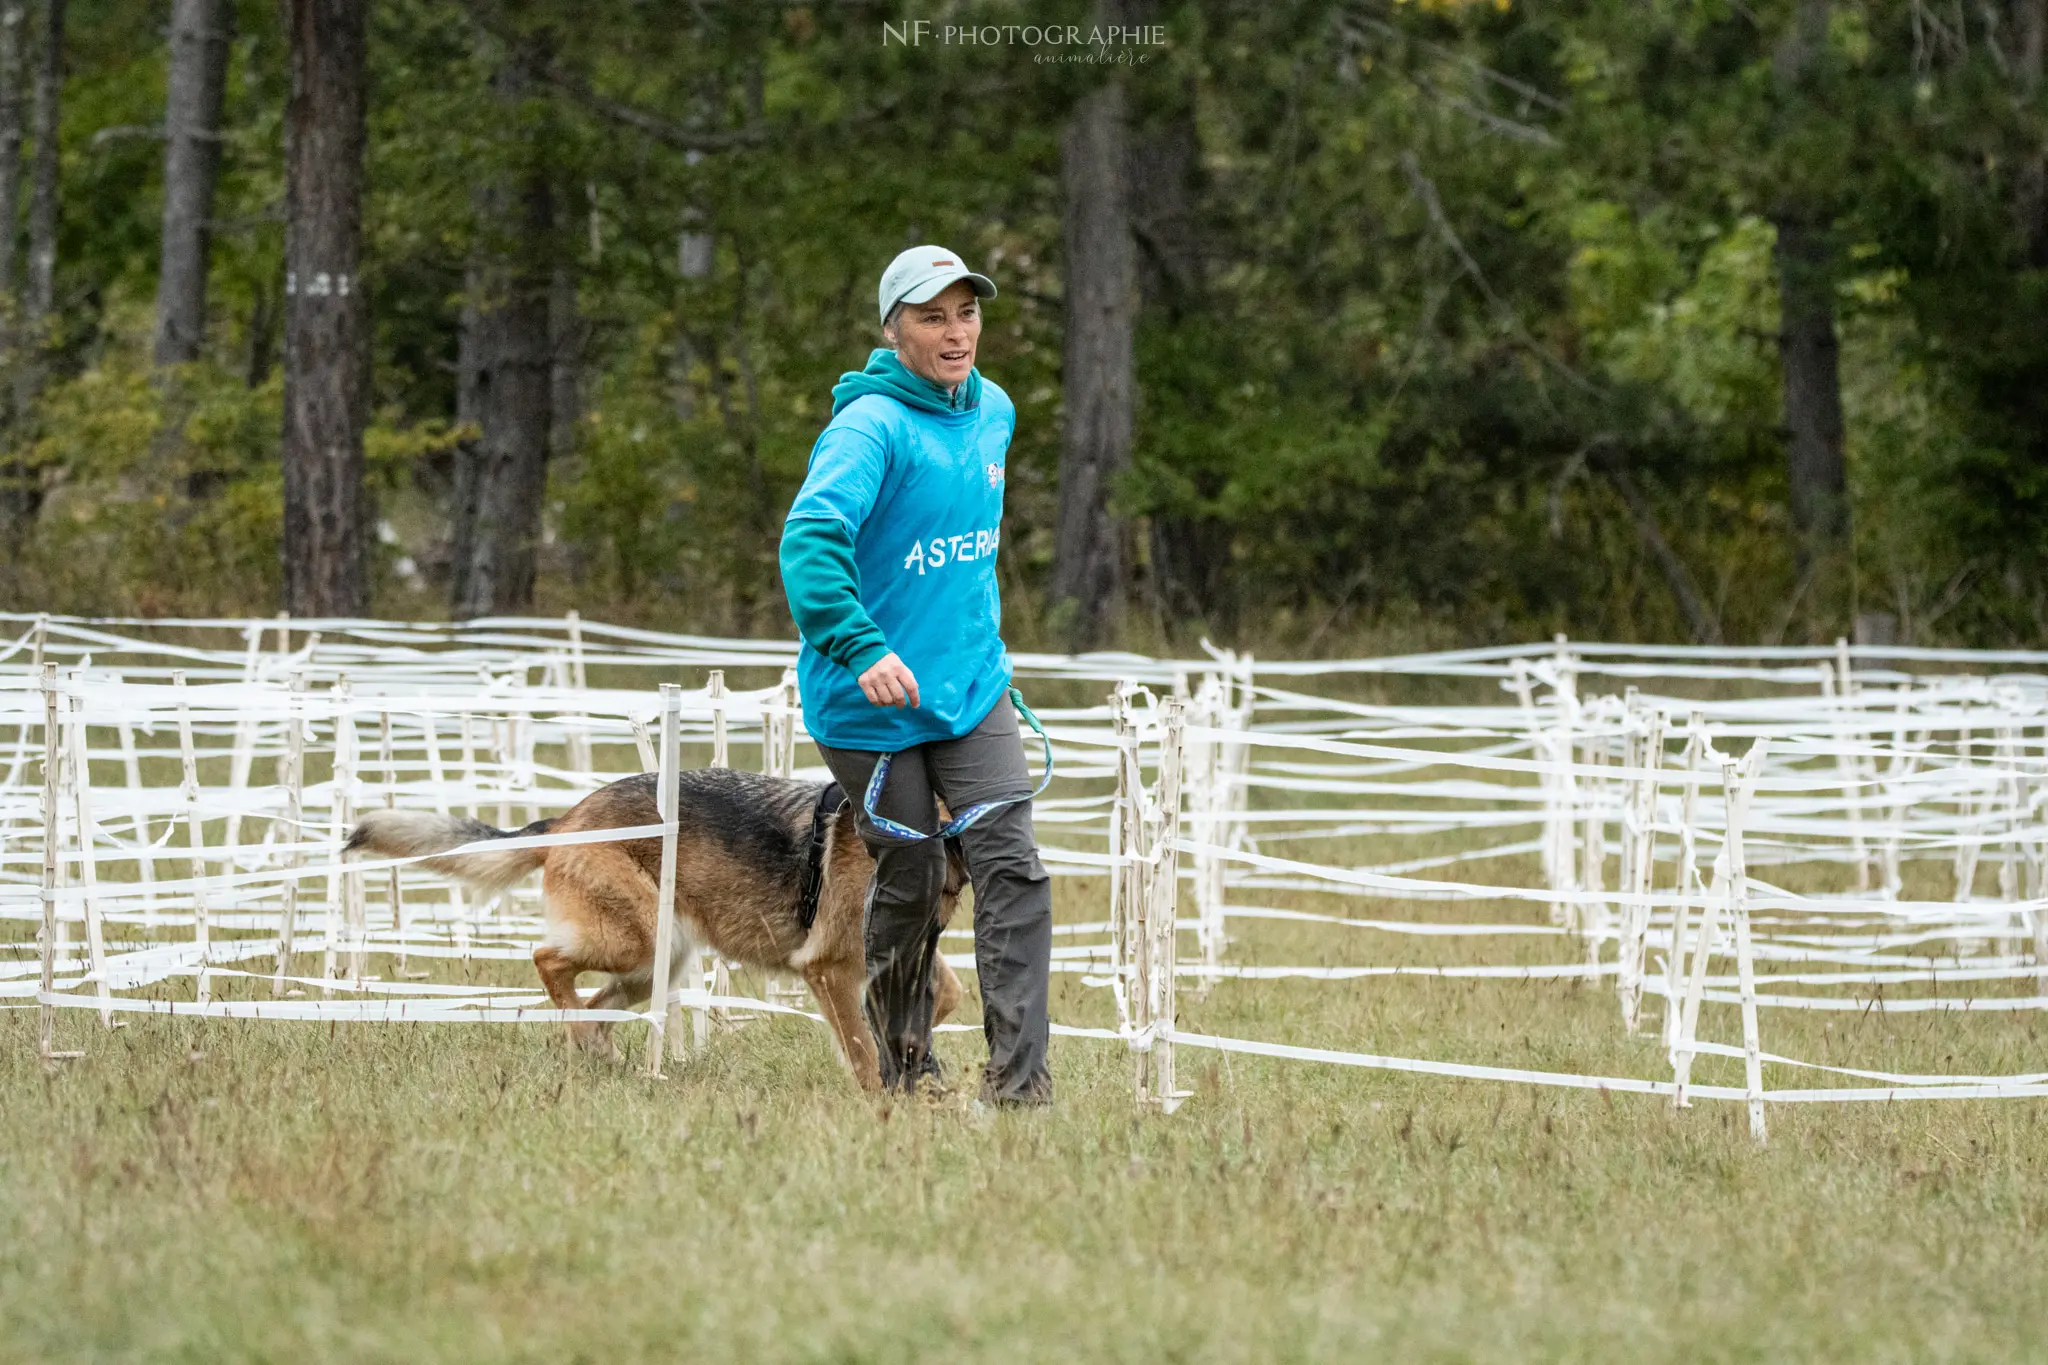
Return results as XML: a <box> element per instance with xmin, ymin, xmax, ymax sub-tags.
<box><xmin>346</xmin><ymin>809</ymin><xmax>554</xmax><ymax>899</ymax></box>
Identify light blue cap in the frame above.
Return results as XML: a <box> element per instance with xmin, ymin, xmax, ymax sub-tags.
<box><xmin>877</xmin><ymin>244</ymin><xmax>996</xmax><ymax>326</ymax></box>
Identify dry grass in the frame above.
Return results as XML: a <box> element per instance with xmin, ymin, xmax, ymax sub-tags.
<box><xmin>5</xmin><ymin>831</ymin><xmax>2048</xmax><ymax>1365</ymax></box>
<box><xmin>3</xmin><ymin>689</ymin><xmax>2043</xmax><ymax>1361</ymax></box>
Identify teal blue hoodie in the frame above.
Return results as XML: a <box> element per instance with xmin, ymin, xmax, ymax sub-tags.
<box><xmin>829</xmin><ymin>346</ymin><xmax>983</xmax><ymax>417</ymax></box>
<box><xmin>780</xmin><ymin>348</ymin><xmax>1014</xmax><ymax>748</ymax></box>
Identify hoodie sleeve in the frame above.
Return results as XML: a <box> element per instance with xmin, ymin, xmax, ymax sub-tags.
<box><xmin>780</xmin><ymin>519</ymin><xmax>892</xmax><ymax>676</ymax></box>
<box><xmin>781</xmin><ymin>422</ymin><xmax>893</xmax><ymax>676</ymax></box>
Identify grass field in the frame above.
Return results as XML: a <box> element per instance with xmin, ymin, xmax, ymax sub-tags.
<box><xmin>7</xmin><ymin>834</ymin><xmax>2048</xmax><ymax>1365</ymax></box>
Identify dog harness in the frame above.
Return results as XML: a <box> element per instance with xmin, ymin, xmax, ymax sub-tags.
<box><xmin>797</xmin><ymin>780</ymin><xmax>847</xmax><ymax>932</ymax></box>
<box><xmin>859</xmin><ymin>685</ymin><xmax>1054</xmax><ymax>844</ymax></box>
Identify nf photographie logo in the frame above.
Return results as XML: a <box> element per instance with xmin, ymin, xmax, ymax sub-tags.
<box><xmin>883</xmin><ymin>19</ymin><xmax>1167</xmax><ymax>63</ymax></box>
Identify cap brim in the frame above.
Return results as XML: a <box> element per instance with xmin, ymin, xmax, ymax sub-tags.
<box><xmin>896</xmin><ymin>271</ymin><xmax>997</xmax><ymax>307</ymax></box>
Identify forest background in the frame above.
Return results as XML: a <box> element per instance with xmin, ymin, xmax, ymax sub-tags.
<box><xmin>0</xmin><ymin>0</ymin><xmax>2041</xmax><ymax>655</ymax></box>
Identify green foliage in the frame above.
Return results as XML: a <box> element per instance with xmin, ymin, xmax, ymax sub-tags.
<box><xmin>1568</xmin><ymin>207</ymin><xmax>1780</xmax><ymax>436</ymax></box>
<box><xmin>8</xmin><ymin>309</ymin><xmax>279</xmax><ymax>615</ymax></box>
<box><xmin>555</xmin><ymin>395</ymin><xmax>699</xmax><ymax>605</ymax></box>
<box><xmin>2</xmin><ymin>0</ymin><xmax>2044</xmax><ymax>645</ymax></box>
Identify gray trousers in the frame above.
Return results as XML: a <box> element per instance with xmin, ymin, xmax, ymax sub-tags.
<box><xmin>815</xmin><ymin>695</ymin><xmax>1053</xmax><ymax>1103</ymax></box>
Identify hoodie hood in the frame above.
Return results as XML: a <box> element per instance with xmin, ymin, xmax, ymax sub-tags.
<box><xmin>831</xmin><ymin>347</ymin><xmax>982</xmax><ymax>417</ymax></box>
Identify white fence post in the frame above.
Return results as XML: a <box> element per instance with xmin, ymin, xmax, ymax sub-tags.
<box><xmin>1671</xmin><ymin>727</ymin><xmax>1728</xmax><ymax>1109</ymax></box>
<box><xmin>221</xmin><ymin>617</ymin><xmax>272</xmax><ymax>863</ymax></box>
<box><xmin>1145</xmin><ymin>695</ymin><xmax>1189</xmax><ymax>1113</ymax></box>
<box><xmin>1952</xmin><ymin>697</ymin><xmax>1980</xmax><ymax>901</ymax></box>
<box><xmin>1187</xmin><ymin>675</ymin><xmax>1222</xmax><ymax>994</ymax></box>
<box><xmin>1550</xmin><ymin>640</ymin><xmax>1580</xmax><ymax>929</ymax></box>
<box><xmin>379</xmin><ymin>709</ymin><xmax>406</xmax><ymax>974</ymax></box>
<box><xmin>114</xmin><ymin>677</ymin><xmax>156</xmax><ymax>925</ymax></box>
<box><xmin>65</xmin><ymin>674</ymin><xmax>113</xmax><ymax>1027</ymax></box>
<box><xmin>421</xmin><ymin>711</ymin><xmax>469</xmax><ymax>963</ymax></box>
<box><xmin>323</xmin><ymin>675</ymin><xmax>361</xmax><ymax>988</ymax></box>
<box><xmin>695</xmin><ymin>669</ymin><xmax>728</xmax><ymax>1047</ymax></box>
<box><xmin>1661</xmin><ymin>714</ymin><xmax>1705</xmax><ymax>1051</ymax></box>
<box><xmin>273</xmin><ymin>671</ymin><xmax>308</xmax><ymax>995</ymax></box>
<box><xmin>709</xmin><ymin>669</ymin><xmax>729</xmax><ymax>769</ymax></box>
<box><xmin>173</xmin><ymin>671</ymin><xmax>214</xmax><ymax>1007</ymax></box>
<box><xmin>459</xmin><ymin>711</ymin><xmax>479</xmax><ymax>823</ymax></box>
<box><xmin>630</xmin><ymin>712</ymin><xmax>657</xmax><ymax>774</ymax></box>
<box><xmin>1879</xmin><ymin>687</ymin><xmax>1915</xmax><ymax>898</ymax></box>
<box><xmin>1106</xmin><ymin>683</ymin><xmax>1138</xmax><ymax>1036</ymax></box>
<box><xmin>1580</xmin><ymin>713</ymin><xmax>1608</xmax><ymax>969</ymax></box>
<box><xmin>1670</xmin><ymin>734</ymin><xmax>1769</xmax><ymax>1125</ymax></box>
<box><xmin>761</xmin><ymin>674</ymin><xmax>783</xmax><ymax>777</ymax></box>
<box><xmin>1617</xmin><ymin>700</ymin><xmax>1665</xmax><ymax>1034</ymax></box>
<box><xmin>565</xmin><ymin>610</ymin><xmax>593</xmax><ymax>774</ymax></box>
<box><xmin>646</xmin><ymin>684</ymin><xmax>683</xmax><ymax>1078</ymax></box>
<box><xmin>1831</xmin><ymin>639</ymin><xmax>1876</xmax><ymax>891</ymax></box>
<box><xmin>1727</xmin><ymin>741</ymin><xmax>1771</xmax><ymax>1144</ymax></box>
<box><xmin>38</xmin><ymin>663</ymin><xmax>73</xmax><ymax>1062</ymax></box>
<box><xmin>51</xmin><ymin>678</ymin><xmax>73</xmax><ymax>963</ymax></box>
<box><xmin>778</xmin><ymin>667</ymin><xmax>799</xmax><ymax>776</ymax></box>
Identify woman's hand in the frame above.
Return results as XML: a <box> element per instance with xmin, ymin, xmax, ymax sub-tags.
<box><xmin>858</xmin><ymin>652</ymin><xmax>921</xmax><ymax>708</ymax></box>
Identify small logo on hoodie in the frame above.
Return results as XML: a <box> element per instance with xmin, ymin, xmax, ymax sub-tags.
<box><xmin>986</xmin><ymin>462</ymin><xmax>1005</xmax><ymax>487</ymax></box>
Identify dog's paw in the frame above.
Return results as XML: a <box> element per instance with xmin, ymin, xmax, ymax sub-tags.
<box><xmin>570</xmin><ymin>1024</ymin><xmax>622</xmax><ymax>1063</ymax></box>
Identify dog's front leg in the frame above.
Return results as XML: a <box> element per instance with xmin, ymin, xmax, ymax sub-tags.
<box><xmin>804</xmin><ymin>958</ymin><xmax>882</xmax><ymax>1091</ymax></box>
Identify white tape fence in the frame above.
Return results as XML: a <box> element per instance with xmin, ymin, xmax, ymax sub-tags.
<box><xmin>4</xmin><ymin>612</ymin><xmax>2047</xmax><ymax>1139</ymax></box>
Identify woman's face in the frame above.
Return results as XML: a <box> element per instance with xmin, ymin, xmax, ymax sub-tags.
<box><xmin>886</xmin><ymin>280</ymin><xmax>982</xmax><ymax>389</ymax></box>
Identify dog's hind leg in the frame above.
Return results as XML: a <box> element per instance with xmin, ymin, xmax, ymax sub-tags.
<box><xmin>583</xmin><ymin>971</ymin><xmax>653</xmax><ymax>1060</ymax></box>
<box><xmin>535</xmin><ymin>845</ymin><xmax>662</xmax><ymax>1059</ymax></box>
<box><xmin>803</xmin><ymin>958</ymin><xmax>881</xmax><ymax>1092</ymax></box>
<box><xmin>532</xmin><ymin>943</ymin><xmax>611</xmax><ymax>1056</ymax></box>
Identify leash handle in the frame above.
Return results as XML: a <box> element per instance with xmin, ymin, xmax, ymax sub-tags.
<box><xmin>860</xmin><ymin>685</ymin><xmax>1053</xmax><ymax>843</ymax></box>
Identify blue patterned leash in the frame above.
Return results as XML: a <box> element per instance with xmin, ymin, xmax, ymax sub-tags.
<box><xmin>861</xmin><ymin>685</ymin><xmax>1054</xmax><ymax>842</ymax></box>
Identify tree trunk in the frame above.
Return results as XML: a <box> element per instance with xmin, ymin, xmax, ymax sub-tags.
<box><xmin>0</xmin><ymin>0</ymin><xmax>24</xmax><ymax>319</ymax></box>
<box><xmin>1130</xmin><ymin>102</ymin><xmax>1202</xmax><ymax>320</ymax></box>
<box><xmin>280</xmin><ymin>0</ymin><xmax>370</xmax><ymax>616</ymax></box>
<box><xmin>154</xmin><ymin>0</ymin><xmax>233</xmax><ymax>367</ymax></box>
<box><xmin>21</xmin><ymin>0</ymin><xmax>56</xmax><ymax>332</ymax></box>
<box><xmin>1128</xmin><ymin>76</ymin><xmax>1220</xmax><ymax>629</ymax></box>
<box><xmin>548</xmin><ymin>261</ymin><xmax>585</xmax><ymax>462</ymax></box>
<box><xmin>1051</xmin><ymin>72</ymin><xmax>1137</xmax><ymax>649</ymax></box>
<box><xmin>3</xmin><ymin>0</ymin><xmax>57</xmax><ymax>527</ymax></box>
<box><xmin>1774</xmin><ymin>209</ymin><xmax>1847</xmax><ymax>553</ymax></box>
<box><xmin>2013</xmin><ymin>0</ymin><xmax>2045</xmax><ymax>264</ymax></box>
<box><xmin>0</xmin><ymin>0</ymin><xmax>23</xmax><ymax>532</ymax></box>
<box><xmin>450</xmin><ymin>186</ymin><xmax>554</xmax><ymax>617</ymax></box>
<box><xmin>1771</xmin><ymin>0</ymin><xmax>1847</xmax><ymax>572</ymax></box>
<box><xmin>550</xmin><ymin>259</ymin><xmax>589</xmax><ymax>591</ymax></box>
<box><xmin>449</xmin><ymin>54</ymin><xmax>554</xmax><ymax>619</ymax></box>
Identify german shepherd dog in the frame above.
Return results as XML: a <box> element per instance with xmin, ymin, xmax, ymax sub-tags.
<box><xmin>347</xmin><ymin>768</ymin><xmax>966</xmax><ymax>1091</ymax></box>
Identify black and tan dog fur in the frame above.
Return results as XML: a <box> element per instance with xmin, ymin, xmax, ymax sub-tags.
<box><xmin>347</xmin><ymin>768</ymin><xmax>965</xmax><ymax>1090</ymax></box>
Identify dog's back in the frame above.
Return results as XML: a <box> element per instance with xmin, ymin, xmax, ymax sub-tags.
<box><xmin>556</xmin><ymin>768</ymin><xmax>822</xmax><ymax>898</ymax></box>
<box><xmin>350</xmin><ymin>773</ymin><xmax>831</xmax><ymax>945</ymax></box>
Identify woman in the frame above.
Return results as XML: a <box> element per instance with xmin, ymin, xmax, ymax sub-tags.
<box><xmin>779</xmin><ymin>245</ymin><xmax>1053</xmax><ymax>1104</ymax></box>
